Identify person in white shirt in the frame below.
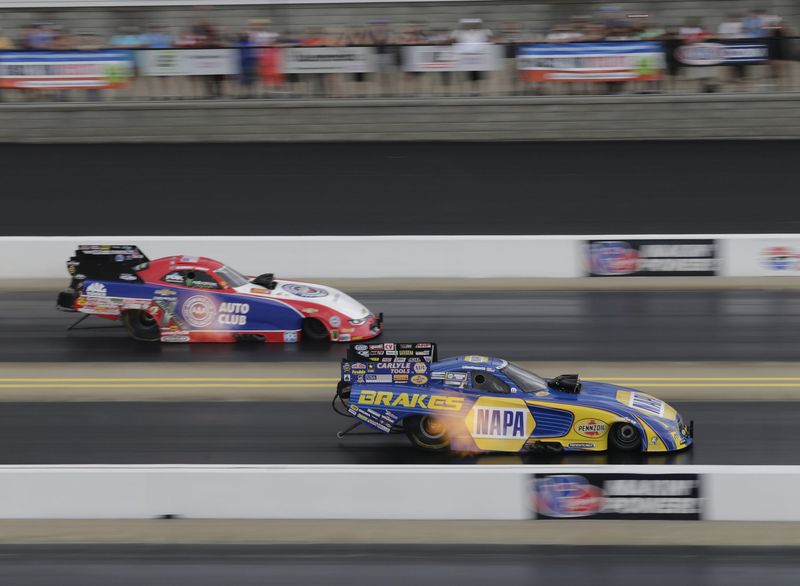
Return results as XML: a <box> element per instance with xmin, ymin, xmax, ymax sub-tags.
<box><xmin>717</xmin><ymin>14</ymin><xmax>744</xmax><ymax>39</ymax></box>
<box><xmin>451</xmin><ymin>18</ymin><xmax>494</xmax><ymax>94</ymax></box>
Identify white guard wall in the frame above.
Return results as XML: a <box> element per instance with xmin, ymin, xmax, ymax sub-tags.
<box><xmin>0</xmin><ymin>465</ymin><xmax>799</xmax><ymax>521</ymax></box>
<box><xmin>719</xmin><ymin>235</ymin><xmax>800</xmax><ymax>277</ymax></box>
<box><xmin>0</xmin><ymin>236</ymin><xmax>582</xmax><ymax>279</ymax></box>
<box><xmin>0</xmin><ymin>466</ymin><xmax>528</xmax><ymax>520</ymax></box>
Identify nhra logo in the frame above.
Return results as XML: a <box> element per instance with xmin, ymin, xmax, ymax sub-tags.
<box><xmin>760</xmin><ymin>246</ymin><xmax>800</xmax><ymax>271</ymax></box>
<box><xmin>471</xmin><ymin>407</ymin><xmax>529</xmax><ymax>439</ymax></box>
<box><xmin>533</xmin><ymin>475</ymin><xmax>604</xmax><ymax>518</ymax></box>
<box><xmin>182</xmin><ymin>295</ymin><xmax>216</xmax><ymax>328</ymax></box>
<box><xmin>588</xmin><ymin>241</ymin><xmax>639</xmax><ymax>276</ymax></box>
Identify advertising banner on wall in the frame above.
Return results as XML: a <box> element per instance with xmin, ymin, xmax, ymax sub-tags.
<box><xmin>586</xmin><ymin>239</ymin><xmax>717</xmax><ymax>276</ymax></box>
<box><xmin>402</xmin><ymin>44</ymin><xmax>503</xmax><ymax>72</ymax></box>
<box><xmin>281</xmin><ymin>47</ymin><xmax>376</xmax><ymax>73</ymax></box>
<box><xmin>531</xmin><ymin>473</ymin><xmax>702</xmax><ymax>520</ymax></box>
<box><xmin>517</xmin><ymin>41</ymin><xmax>665</xmax><ymax>82</ymax></box>
<box><xmin>0</xmin><ymin>50</ymin><xmax>134</xmax><ymax>89</ymax></box>
<box><xmin>721</xmin><ymin>237</ymin><xmax>800</xmax><ymax>276</ymax></box>
<box><xmin>675</xmin><ymin>40</ymin><xmax>769</xmax><ymax>66</ymax></box>
<box><xmin>138</xmin><ymin>49</ymin><xmax>240</xmax><ymax>76</ymax></box>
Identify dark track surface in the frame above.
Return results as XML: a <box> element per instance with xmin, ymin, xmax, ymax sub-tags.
<box><xmin>0</xmin><ymin>401</ymin><xmax>791</xmax><ymax>465</ymax></box>
<box><xmin>2</xmin><ymin>545</ymin><xmax>800</xmax><ymax>586</ymax></box>
<box><xmin>2</xmin><ymin>141</ymin><xmax>798</xmax><ymax>236</ymax></box>
<box><xmin>7</xmin><ymin>289</ymin><xmax>800</xmax><ymax>362</ymax></box>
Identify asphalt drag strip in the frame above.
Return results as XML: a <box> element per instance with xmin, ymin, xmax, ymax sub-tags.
<box><xmin>0</xmin><ymin>544</ymin><xmax>799</xmax><ymax>586</ymax></box>
<box><xmin>0</xmin><ymin>400</ymin><xmax>792</xmax><ymax>465</ymax></box>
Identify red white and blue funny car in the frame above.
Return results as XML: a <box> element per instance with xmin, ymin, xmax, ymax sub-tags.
<box><xmin>56</xmin><ymin>245</ymin><xmax>382</xmax><ymax>343</ymax></box>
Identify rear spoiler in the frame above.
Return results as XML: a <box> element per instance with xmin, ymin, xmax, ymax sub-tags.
<box><xmin>341</xmin><ymin>342</ymin><xmax>437</xmax><ymax>386</ymax></box>
<box><xmin>67</xmin><ymin>245</ymin><xmax>149</xmax><ymax>283</ymax></box>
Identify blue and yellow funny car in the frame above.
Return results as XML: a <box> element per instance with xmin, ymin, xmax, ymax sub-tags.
<box><xmin>333</xmin><ymin>342</ymin><xmax>693</xmax><ymax>453</ymax></box>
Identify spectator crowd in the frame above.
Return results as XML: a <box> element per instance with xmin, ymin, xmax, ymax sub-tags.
<box><xmin>0</xmin><ymin>5</ymin><xmax>796</xmax><ymax>100</ymax></box>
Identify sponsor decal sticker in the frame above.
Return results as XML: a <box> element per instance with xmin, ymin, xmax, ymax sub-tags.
<box><xmin>464</xmin><ymin>355</ymin><xmax>489</xmax><ymax>363</ymax></box>
<box><xmin>218</xmin><ymin>302</ymin><xmax>249</xmax><ymax>326</ymax></box>
<box><xmin>413</xmin><ymin>362</ymin><xmax>427</xmax><ymax>374</ymax></box>
<box><xmin>465</xmin><ymin>396</ymin><xmax>536</xmax><ymax>452</ymax></box>
<box><xmin>356</xmin><ymin>390</ymin><xmax>464</xmax><ymax>411</ymax></box>
<box><xmin>411</xmin><ymin>374</ymin><xmax>428</xmax><ymax>385</ymax></box>
<box><xmin>329</xmin><ymin>315</ymin><xmax>341</xmax><ymax>327</ymax></box>
<box><xmin>575</xmin><ymin>418</ymin><xmax>608</xmax><ymax>438</ymax></box>
<box><xmin>85</xmin><ymin>282</ymin><xmax>107</xmax><ymax>297</ymax></box>
<box><xmin>182</xmin><ymin>295</ymin><xmax>216</xmax><ymax>328</ymax></box>
<box><xmin>119</xmin><ymin>273</ymin><xmax>137</xmax><ymax>281</ymax></box>
<box><xmin>161</xmin><ymin>335</ymin><xmax>190</xmax><ymax>343</ymax></box>
<box><xmin>471</xmin><ymin>407</ymin><xmax>530</xmax><ymax>439</ymax></box>
<box><xmin>283</xmin><ymin>331</ymin><xmax>298</xmax><ymax>343</ymax></box>
<box><xmin>282</xmin><ymin>283</ymin><xmax>329</xmax><ymax>298</ymax></box>
<box><xmin>365</xmin><ymin>374</ymin><xmax>393</xmax><ymax>383</ymax></box>
<box><xmin>568</xmin><ymin>442</ymin><xmax>596</xmax><ymax>449</ymax></box>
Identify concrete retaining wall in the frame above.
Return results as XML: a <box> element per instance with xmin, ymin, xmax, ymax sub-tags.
<box><xmin>1</xmin><ymin>93</ymin><xmax>799</xmax><ymax>142</ymax></box>
<box><xmin>4</xmin><ymin>234</ymin><xmax>800</xmax><ymax>279</ymax></box>
<box><xmin>0</xmin><ymin>464</ymin><xmax>795</xmax><ymax>521</ymax></box>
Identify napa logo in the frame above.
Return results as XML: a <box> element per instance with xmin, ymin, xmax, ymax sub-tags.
<box><xmin>472</xmin><ymin>407</ymin><xmax>529</xmax><ymax>439</ymax></box>
<box><xmin>465</xmin><ymin>397</ymin><xmax>536</xmax><ymax>451</ymax></box>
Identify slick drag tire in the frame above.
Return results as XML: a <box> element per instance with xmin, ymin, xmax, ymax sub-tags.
<box><xmin>122</xmin><ymin>310</ymin><xmax>161</xmax><ymax>342</ymax></box>
<box><xmin>608</xmin><ymin>422</ymin><xmax>642</xmax><ymax>452</ymax></box>
<box><xmin>302</xmin><ymin>318</ymin><xmax>329</xmax><ymax>342</ymax></box>
<box><xmin>404</xmin><ymin>415</ymin><xmax>450</xmax><ymax>452</ymax></box>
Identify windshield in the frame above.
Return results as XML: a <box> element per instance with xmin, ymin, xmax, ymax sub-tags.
<box><xmin>214</xmin><ymin>265</ymin><xmax>250</xmax><ymax>288</ymax></box>
<box><xmin>501</xmin><ymin>362</ymin><xmax>548</xmax><ymax>392</ymax></box>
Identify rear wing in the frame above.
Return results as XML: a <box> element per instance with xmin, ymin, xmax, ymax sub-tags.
<box><xmin>341</xmin><ymin>342</ymin><xmax>437</xmax><ymax>386</ymax></box>
<box><xmin>67</xmin><ymin>245</ymin><xmax>149</xmax><ymax>283</ymax></box>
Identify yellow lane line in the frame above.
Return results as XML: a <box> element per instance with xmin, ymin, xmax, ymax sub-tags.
<box><xmin>1</xmin><ymin>377</ymin><xmax>799</xmax><ymax>383</ymax></box>
<box><xmin>604</xmin><ymin>377</ymin><xmax>800</xmax><ymax>381</ymax></box>
<box><xmin>0</xmin><ymin>378</ymin><xmax>337</xmax><ymax>382</ymax></box>
<box><xmin>0</xmin><ymin>381</ymin><xmax>800</xmax><ymax>389</ymax></box>
<box><xmin>620</xmin><ymin>382</ymin><xmax>800</xmax><ymax>389</ymax></box>
<box><xmin>0</xmin><ymin>384</ymin><xmax>332</xmax><ymax>389</ymax></box>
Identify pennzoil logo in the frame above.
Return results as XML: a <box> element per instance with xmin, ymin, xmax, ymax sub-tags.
<box><xmin>575</xmin><ymin>419</ymin><xmax>608</xmax><ymax>438</ymax></box>
<box><xmin>357</xmin><ymin>390</ymin><xmax>463</xmax><ymax>411</ymax></box>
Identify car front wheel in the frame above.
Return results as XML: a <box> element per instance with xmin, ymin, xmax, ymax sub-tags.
<box><xmin>608</xmin><ymin>422</ymin><xmax>642</xmax><ymax>452</ymax></box>
<box><xmin>302</xmin><ymin>318</ymin><xmax>329</xmax><ymax>342</ymax></box>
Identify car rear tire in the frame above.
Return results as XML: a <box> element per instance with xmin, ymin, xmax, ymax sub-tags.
<box><xmin>608</xmin><ymin>422</ymin><xmax>642</xmax><ymax>452</ymax></box>
<box><xmin>404</xmin><ymin>415</ymin><xmax>450</xmax><ymax>451</ymax></box>
<box><xmin>302</xmin><ymin>318</ymin><xmax>329</xmax><ymax>342</ymax></box>
<box><xmin>122</xmin><ymin>310</ymin><xmax>160</xmax><ymax>342</ymax></box>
